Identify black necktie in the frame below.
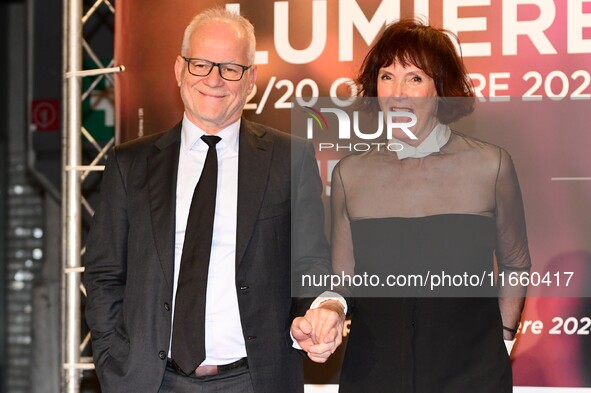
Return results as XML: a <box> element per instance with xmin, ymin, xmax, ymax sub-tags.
<box><xmin>172</xmin><ymin>135</ymin><xmax>221</xmax><ymax>375</ymax></box>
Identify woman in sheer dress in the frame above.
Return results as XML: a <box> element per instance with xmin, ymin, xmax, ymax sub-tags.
<box><xmin>332</xmin><ymin>19</ymin><xmax>531</xmax><ymax>392</ymax></box>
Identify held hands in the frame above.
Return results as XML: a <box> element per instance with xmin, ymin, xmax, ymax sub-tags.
<box><xmin>290</xmin><ymin>300</ymin><xmax>346</xmax><ymax>363</ymax></box>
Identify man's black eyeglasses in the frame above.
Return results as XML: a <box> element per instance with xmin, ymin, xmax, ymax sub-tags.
<box><xmin>182</xmin><ymin>57</ymin><xmax>251</xmax><ymax>81</ymax></box>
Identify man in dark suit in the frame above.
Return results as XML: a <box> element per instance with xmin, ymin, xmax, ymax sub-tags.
<box><xmin>83</xmin><ymin>7</ymin><xmax>345</xmax><ymax>393</ymax></box>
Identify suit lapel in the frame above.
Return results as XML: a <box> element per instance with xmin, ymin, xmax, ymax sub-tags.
<box><xmin>147</xmin><ymin>124</ymin><xmax>181</xmax><ymax>288</ymax></box>
<box><xmin>236</xmin><ymin>119</ymin><xmax>273</xmax><ymax>266</ymax></box>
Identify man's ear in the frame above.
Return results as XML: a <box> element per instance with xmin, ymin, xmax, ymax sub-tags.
<box><xmin>174</xmin><ymin>55</ymin><xmax>184</xmax><ymax>87</ymax></box>
<box><xmin>247</xmin><ymin>65</ymin><xmax>258</xmax><ymax>94</ymax></box>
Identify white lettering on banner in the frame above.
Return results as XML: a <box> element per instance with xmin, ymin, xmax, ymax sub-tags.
<box><xmin>507</xmin><ymin>317</ymin><xmax>591</xmax><ymax>336</ymax></box>
<box><xmin>227</xmin><ymin>3</ymin><xmax>270</xmax><ymax>64</ymax></box>
<box><xmin>254</xmin><ymin>0</ymin><xmax>591</xmax><ymax>65</ymax></box>
<box><xmin>490</xmin><ymin>72</ymin><xmax>511</xmax><ymax>100</ymax></box>
<box><xmin>502</xmin><ymin>0</ymin><xmax>558</xmax><ymax>55</ymax></box>
<box><xmin>414</xmin><ymin>0</ymin><xmax>429</xmax><ymax>19</ymax></box>
<box><xmin>467</xmin><ymin>69</ymin><xmax>591</xmax><ymax>101</ymax></box>
<box><xmin>244</xmin><ymin>70</ymin><xmax>590</xmax><ymax>112</ymax></box>
<box><xmin>329</xmin><ymin>78</ymin><xmax>358</xmax><ymax>106</ymax></box>
<box><xmin>274</xmin><ymin>1</ymin><xmax>327</xmax><ymax>64</ymax></box>
<box><xmin>469</xmin><ymin>72</ymin><xmax>511</xmax><ymax>101</ymax></box>
<box><xmin>568</xmin><ymin>0</ymin><xmax>591</xmax><ymax>54</ymax></box>
<box><xmin>443</xmin><ymin>0</ymin><xmax>492</xmax><ymax>57</ymax></box>
<box><xmin>338</xmin><ymin>0</ymin><xmax>399</xmax><ymax>61</ymax></box>
<box><xmin>521</xmin><ymin>320</ymin><xmax>544</xmax><ymax>334</ymax></box>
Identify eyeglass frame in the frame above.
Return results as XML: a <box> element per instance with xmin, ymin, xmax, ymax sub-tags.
<box><xmin>181</xmin><ymin>56</ymin><xmax>252</xmax><ymax>81</ymax></box>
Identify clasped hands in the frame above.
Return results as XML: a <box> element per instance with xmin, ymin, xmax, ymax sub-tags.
<box><xmin>290</xmin><ymin>300</ymin><xmax>346</xmax><ymax>363</ymax></box>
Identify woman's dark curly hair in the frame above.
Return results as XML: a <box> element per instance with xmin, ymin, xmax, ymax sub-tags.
<box><xmin>356</xmin><ymin>19</ymin><xmax>475</xmax><ymax>124</ymax></box>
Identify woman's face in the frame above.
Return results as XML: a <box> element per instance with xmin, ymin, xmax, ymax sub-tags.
<box><xmin>377</xmin><ymin>62</ymin><xmax>439</xmax><ymax>144</ymax></box>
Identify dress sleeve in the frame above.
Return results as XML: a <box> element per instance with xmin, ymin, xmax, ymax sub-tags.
<box><xmin>330</xmin><ymin>162</ymin><xmax>356</xmax><ymax>302</ymax></box>
<box><xmin>494</xmin><ymin>147</ymin><xmax>531</xmax><ymax>338</ymax></box>
<box><xmin>494</xmin><ymin>147</ymin><xmax>531</xmax><ymax>272</ymax></box>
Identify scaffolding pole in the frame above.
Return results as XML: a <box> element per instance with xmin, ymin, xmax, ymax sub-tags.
<box><xmin>61</xmin><ymin>0</ymin><xmax>121</xmax><ymax>391</ymax></box>
<box><xmin>62</xmin><ymin>0</ymin><xmax>83</xmax><ymax>391</ymax></box>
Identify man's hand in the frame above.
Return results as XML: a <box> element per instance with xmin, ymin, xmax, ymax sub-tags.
<box><xmin>290</xmin><ymin>300</ymin><xmax>346</xmax><ymax>363</ymax></box>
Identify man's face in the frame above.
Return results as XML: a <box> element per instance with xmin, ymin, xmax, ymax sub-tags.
<box><xmin>175</xmin><ymin>20</ymin><xmax>257</xmax><ymax>134</ymax></box>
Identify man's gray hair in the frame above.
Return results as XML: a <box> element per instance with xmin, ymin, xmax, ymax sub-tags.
<box><xmin>181</xmin><ymin>7</ymin><xmax>256</xmax><ymax>64</ymax></box>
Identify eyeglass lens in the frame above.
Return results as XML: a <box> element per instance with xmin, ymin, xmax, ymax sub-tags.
<box><xmin>186</xmin><ymin>59</ymin><xmax>246</xmax><ymax>81</ymax></box>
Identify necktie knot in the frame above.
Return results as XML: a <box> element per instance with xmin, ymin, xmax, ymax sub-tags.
<box><xmin>202</xmin><ymin>135</ymin><xmax>221</xmax><ymax>147</ymax></box>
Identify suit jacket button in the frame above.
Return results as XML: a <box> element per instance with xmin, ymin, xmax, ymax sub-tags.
<box><xmin>158</xmin><ymin>351</ymin><xmax>166</xmax><ymax>359</ymax></box>
<box><xmin>164</xmin><ymin>303</ymin><xmax>170</xmax><ymax>311</ymax></box>
<box><xmin>239</xmin><ymin>286</ymin><xmax>249</xmax><ymax>290</ymax></box>
<box><xmin>247</xmin><ymin>336</ymin><xmax>256</xmax><ymax>340</ymax></box>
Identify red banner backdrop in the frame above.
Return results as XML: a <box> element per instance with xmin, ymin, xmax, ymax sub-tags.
<box><xmin>115</xmin><ymin>1</ymin><xmax>591</xmax><ymax>390</ymax></box>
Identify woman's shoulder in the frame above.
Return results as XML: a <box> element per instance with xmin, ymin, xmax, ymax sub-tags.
<box><xmin>448</xmin><ymin>130</ymin><xmax>515</xmax><ymax>176</ymax></box>
<box><xmin>449</xmin><ymin>130</ymin><xmax>510</xmax><ymax>159</ymax></box>
<box><xmin>331</xmin><ymin>149</ymin><xmax>383</xmax><ymax>186</ymax></box>
<box><xmin>333</xmin><ymin>152</ymin><xmax>360</xmax><ymax>177</ymax></box>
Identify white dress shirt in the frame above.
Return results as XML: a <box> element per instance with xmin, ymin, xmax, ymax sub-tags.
<box><xmin>170</xmin><ymin>114</ymin><xmax>246</xmax><ymax>365</ymax></box>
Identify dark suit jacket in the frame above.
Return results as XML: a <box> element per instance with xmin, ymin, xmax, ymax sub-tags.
<box><xmin>83</xmin><ymin>118</ymin><xmax>331</xmax><ymax>393</ymax></box>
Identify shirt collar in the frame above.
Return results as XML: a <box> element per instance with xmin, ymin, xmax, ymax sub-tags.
<box><xmin>389</xmin><ymin>122</ymin><xmax>451</xmax><ymax>160</ymax></box>
<box><xmin>181</xmin><ymin>113</ymin><xmax>240</xmax><ymax>153</ymax></box>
